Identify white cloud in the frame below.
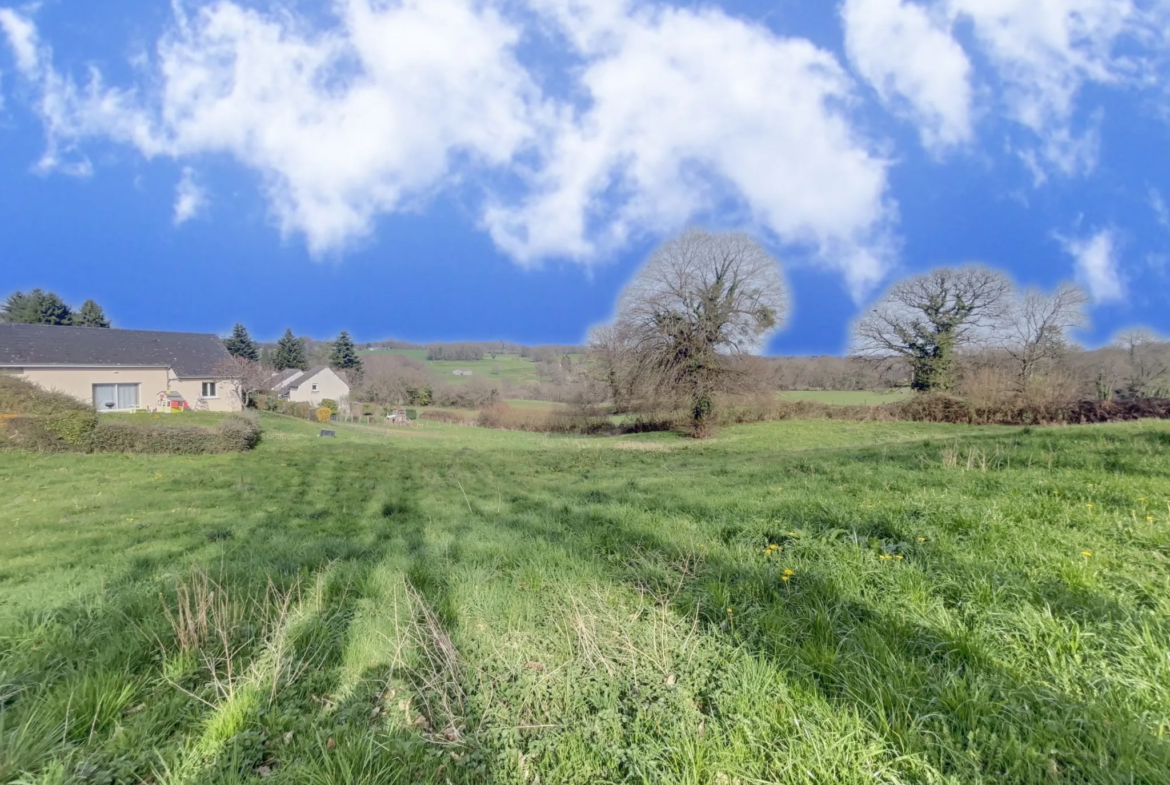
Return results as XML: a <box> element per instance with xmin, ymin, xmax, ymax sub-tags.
<box><xmin>841</xmin><ymin>0</ymin><xmax>973</xmax><ymax>151</ymax></box>
<box><xmin>488</xmin><ymin>0</ymin><xmax>896</xmax><ymax>296</ymax></box>
<box><xmin>0</xmin><ymin>7</ymin><xmax>39</xmax><ymax>75</ymax></box>
<box><xmin>841</xmin><ymin>0</ymin><xmax>1151</xmax><ymax>175</ymax></box>
<box><xmin>1062</xmin><ymin>228</ymin><xmax>1126</xmax><ymax>304</ymax></box>
<box><xmin>1</xmin><ymin>1</ymin><xmax>544</xmax><ymax>252</ymax></box>
<box><xmin>1152</xmin><ymin>187</ymin><xmax>1170</xmax><ymax>229</ymax></box>
<box><xmin>173</xmin><ymin>167</ymin><xmax>206</xmax><ymax>225</ymax></box>
<box><xmin>0</xmin><ymin>0</ymin><xmax>899</xmax><ymax>297</ymax></box>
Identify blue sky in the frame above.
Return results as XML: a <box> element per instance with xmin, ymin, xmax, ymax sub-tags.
<box><xmin>1</xmin><ymin>0</ymin><xmax>1167</xmax><ymax>353</ymax></box>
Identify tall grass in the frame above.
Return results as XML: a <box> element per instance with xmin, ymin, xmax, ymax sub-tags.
<box><xmin>1</xmin><ymin>414</ymin><xmax>1169</xmax><ymax>783</ymax></box>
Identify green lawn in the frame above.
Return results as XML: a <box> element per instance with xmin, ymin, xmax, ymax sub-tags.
<box><xmin>100</xmin><ymin>411</ymin><xmax>230</xmax><ymax>427</ymax></box>
<box><xmin>777</xmin><ymin>390</ymin><xmax>913</xmax><ymax>405</ymax></box>
<box><xmin>2</xmin><ymin>416</ymin><xmax>1170</xmax><ymax>783</ymax></box>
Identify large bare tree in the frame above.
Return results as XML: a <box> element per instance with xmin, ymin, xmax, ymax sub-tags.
<box><xmin>595</xmin><ymin>228</ymin><xmax>789</xmax><ymax>434</ymax></box>
<box><xmin>1114</xmin><ymin>328</ymin><xmax>1170</xmax><ymax>398</ymax></box>
<box><xmin>853</xmin><ymin>266</ymin><xmax>1012</xmax><ymax>392</ymax></box>
<box><xmin>997</xmin><ymin>283</ymin><xmax>1089</xmax><ymax>389</ymax></box>
<box><xmin>211</xmin><ymin>356</ymin><xmax>273</xmax><ymax>409</ymax></box>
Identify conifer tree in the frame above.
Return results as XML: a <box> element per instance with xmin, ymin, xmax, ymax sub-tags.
<box><xmin>1</xmin><ymin>289</ymin><xmax>74</xmax><ymax>325</ymax></box>
<box><xmin>273</xmin><ymin>329</ymin><xmax>308</xmax><ymax>371</ymax></box>
<box><xmin>329</xmin><ymin>330</ymin><xmax>363</xmax><ymax>372</ymax></box>
<box><xmin>223</xmin><ymin>323</ymin><xmax>260</xmax><ymax>361</ymax></box>
<box><xmin>72</xmin><ymin>299</ymin><xmax>111</xmax><ymax>328</ymax></box>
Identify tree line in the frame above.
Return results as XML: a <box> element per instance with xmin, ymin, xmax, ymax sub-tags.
<box><xmin>1</xmin><ymin>289</ymin><xmax>111</xmax><ymax>328</ymax></box>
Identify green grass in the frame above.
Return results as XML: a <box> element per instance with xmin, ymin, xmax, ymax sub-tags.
<box><xmin>2</xmin><ymin>415</ymin><xmax>1170</xmax><ymax>783</ymax></box>
<box><xmin>100</xmin><ymin>411</ymin><xmax>230</xmax><ymax>427</ymax></box>
<box><xmin>357</xmin><ymin>351</ymin><xmax>545</xmax><ymax>386</ymax></box>
<box><xmin>777</xmin><ymin>389</ymin><xmax>913</xmax><ymax>405</ymax></box>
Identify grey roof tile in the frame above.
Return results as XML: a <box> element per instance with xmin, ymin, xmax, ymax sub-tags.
<box><xmin>0</xmin><ymin>323</ymin><xmax>233</xmax><ymax>377</ymax></box>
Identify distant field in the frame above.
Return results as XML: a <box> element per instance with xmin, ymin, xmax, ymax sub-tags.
<box><xmin>358</xmin><ymin>350</ymin><xmax>546</xmax><ymax>386</ymax></box>
<box><xmin>778</xmin><ymin>389</ymin><xmax>912</xmax><ymax>406</ymax></box>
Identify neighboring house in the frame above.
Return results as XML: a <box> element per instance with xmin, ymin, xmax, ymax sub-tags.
<box><xmin>0</xmin><ymin>323</ymin><xmax>241</xmax><ymax>412</ymax></box>
<box><xmin>268</xmin><ymin>365</ymin><xmax>350</xmax><ymax>413</ymax></box>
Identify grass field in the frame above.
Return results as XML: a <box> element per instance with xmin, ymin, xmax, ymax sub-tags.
<box><xmin>358</xmin><ymin>351</ymin><xmax>546</xmax><ymax>386</ymax></box>
<box><xmin>777</xmin><ymin>390</ymin><xmax>913</xmax><ymax>406</ymax></box>
<box><xmin>3</xmin><ymin>416</ymin><xmax>1170</xmax><ymax>784</ymax></box>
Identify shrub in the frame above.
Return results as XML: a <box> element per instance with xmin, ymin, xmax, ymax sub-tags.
<box><xmin>44</xmin><ymin>409</ymin><xmax>99</xmax><ymax>446</ymax></box>
<box><xmin>89</xmin><ymin>413</ymin><xmax>260</xmax><ymax>455</ymax></box>
<box><xmin>0</xmin><ymin>376</ymin><xmax>97</xmax><ymax>448</ymax></box>
<box><xmin>315</xmin><ymin>407</ymin><xmax>333</xmax><ymax>424</ymax></box>
<box><xmin>320</xmin><ymin>399</ymin><xmax>339</xmax><ymax>415</ymax></box>
<box><xmin>405</xmin><ymin>408</ymin><xmax>418</xmax><ymax>421</ymax></box>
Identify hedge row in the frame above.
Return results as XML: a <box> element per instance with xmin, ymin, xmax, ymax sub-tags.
<box><xmin>1</xmin><ymin>412</ymin><xmax>261</xmax><ymax>455</ymax></box>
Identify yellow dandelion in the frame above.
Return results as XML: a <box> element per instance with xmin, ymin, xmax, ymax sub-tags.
<box><xmin>783</xmin><ymin>569</ymin><xmax>795</xmax><ymax>576</ymax></box>
<box><xmin>918</xmin><ymin>537</ymin><xmax>927</xmax><ymax>542</ymax></box>
<box><xmin>895</xmin><ymin>555</ymin><xmax>904</xmax><ymax>561</ymax></box>
<box><xmin>726</xmin><ymin>607</ymin><xmax>734</xmax><ymax>614</ymax></box>
<box><xmin>1086</xmin><ymin>503</ymin><xmax>1094</xmax><ymax>509</ymax></box>
<box><xmin>1081</xmin><ymin>551</ymin><xmax>1092</xmax><ymax>558</ymax></box>
<box><xmin>781</xmin><ymin>575</ymin><xmax>790</xmax><ymax>582</ymax></box>
<box><xmin>1139</xmin><ymin>498</ymin><xmax>1147</xmax><ymax>502</ymax></box>
<box><xmin>880</xmin><ymin>554</ymin><xmax>893</xmax><ymax>561</ymax></box>
<box><xmin>1147</xmin><ymin>516</ymin><xmax>1155</xmax><ymax>522</ymax></box>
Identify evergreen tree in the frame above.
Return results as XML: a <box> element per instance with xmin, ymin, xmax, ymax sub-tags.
<box><xmin>72</xmin><ymin>299</ymin><xmax>111</xmax><ymax>328</ymax></box>
<box><xmin>223</xmin><ymin>323</ymin><xmax>260</xmax><ymax>361</ymax></box>
<box><xmin>273</xmin><ymin>329</ymin><xmax>308</xmax><ymax>371</ymax></box>
<box><xmin>0</xmin><ymin>289</ymin><xmax>73</xmax><ymax>325</ymax></box>
<box><xmin>329</xmin><ymin>330</ymin><xmax>363</xmax><ymax>372</ymax></box>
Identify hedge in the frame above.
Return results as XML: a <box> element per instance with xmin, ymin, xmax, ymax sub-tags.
<box><xmin>88</xmin><ymin>413</ymin><xmax>261</xmax><ymax>454</ymax></box>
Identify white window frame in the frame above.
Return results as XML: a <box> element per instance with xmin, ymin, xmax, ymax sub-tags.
<box><xmin>201</xmin><ymin>382</ymin><xmax>218</xmax><ymax>399</ymax></box>
<box><xmin>311</xmin><ymin>383</ymin><xmax>319</xmax><ymax>393</ymax></box>
<box><xmin>92</xmin><ymin>383</ymin><xmax>141</xmax><ymax>411</ymax></box>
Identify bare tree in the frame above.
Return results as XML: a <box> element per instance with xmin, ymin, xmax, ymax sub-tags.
<box><xmin>598</xmin><ymin>228</ymin><xmax>789</xmax><ymax>434</ymax></box>
<box><xmin>997</xmin><ymin>283</ymin><xmax>1089</xmax><ymax>389</ymax></box>
<box><xmin>853</xmin><ymin>267</ymin><xmax>1012</xmax><ymax>392</ymax></box>
<box><xmin>211</xmin><ymin>356</ymin><xmax>273</xmax><ymax>409</ymax></box>
<box><xmin>1114</xmin><ymin>328</ymin><xmax>1170</xmax><ymax>398</ymax></box>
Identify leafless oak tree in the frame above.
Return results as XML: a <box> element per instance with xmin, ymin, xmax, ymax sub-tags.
<box><xmin>853</xmin><ymin>266</ymin><xmax>1012</xmax><ymax>392</ymax></box>
<box><xmin>997</xmin><ymin>283</ymin><xmax>1089</xmax><ymax>389</ymax></box>
<box><xmin>594</xmin><ymin>228</ymin><xmax>788</xmax><ymax>434</ymax></box>
<box><xmin>1114</xmin><ymin>328</ymin><xmax>1170</xmax><ymax>398</ymax></box>
<box><xmin>211</xmin><ymin>356</ymin><xmax>273</xmax><ymax>409</ymax></box>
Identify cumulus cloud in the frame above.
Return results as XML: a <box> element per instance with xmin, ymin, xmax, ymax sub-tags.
<box><xmin>173</xmin><ymin>167</ymin><xmax>206</xmax><ymax>225</ymax></box>
<box><xmin>841</xmin><ymin>0</ymin><xmax>1151</xmax><ymax>175</ymax></box>
<box><xmin>1062</xmin><ymin>229</ymin><xmax>1126</xmax><ymax>304</ymax></box>
<box><xmin>0</xmin><ymin>0</ymin><xmax>897</xmax><ymax>295</ymax></box>
<box><xmin>489</xmin><ymin>0</ymin><xmax>896</xmax><ymax>296</ymax></box>
<box><xmin>841</xmin><ymin>0</ymin><xmax>973</xmax><ymax>152</ymax></box>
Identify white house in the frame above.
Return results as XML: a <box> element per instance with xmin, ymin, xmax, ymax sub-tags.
<box><xmin>0</xmin><ymin>323</ymin><xmax>241</xmax><ymax>412</ymax></box>
<box><xmin>269</xmin><ymin>366</ymin><xmax>350</xmax><ymax>413</ymax></box>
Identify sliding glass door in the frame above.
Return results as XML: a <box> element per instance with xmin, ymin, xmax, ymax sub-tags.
<box><xmin>93</xmin><ymin>383</ymin><xmax>140</xmax><ymax>411</ymax></box>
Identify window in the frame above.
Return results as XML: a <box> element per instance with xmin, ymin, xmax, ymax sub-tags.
<box><xmin>201</xmin><ymin>382</ymin><xmax>218</xmax><ymax>398</ymax></box>
<box><xmin>93</xmin><ymin>383</ymin><xmax>139</xmax><ymax>411</ymax></box>
<box><xmin>311</xmin><ymin>383</ymin><xmax>319</xmax><ymax>392</ymax></box>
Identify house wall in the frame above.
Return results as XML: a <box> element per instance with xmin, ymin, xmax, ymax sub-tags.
<box><xmin>287</xmin><ymin>369</ymin><xmax>350</xmax><ymax>413</ymax></box>
<box><xmin>10</xmin><ymin>367</ymin><xmax>241</xmax><ymax>412</ymax></box>
<box><xmin>13</xmin><ymin>366</ymin><xmax>170</xmax><ymax>411</ymax></box>
<box><xmin>171</xmin><ymin>378</ymin><xmax>243</xmax><ymax>413</ymax></box>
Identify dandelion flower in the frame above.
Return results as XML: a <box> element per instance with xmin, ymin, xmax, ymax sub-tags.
<box><xmin>1086</xmin><ymin>503</ymin><xmax>1094</xmax><ymax>509</ymax></box>
<box><xmin>1081</xmin><ymin>551</ymin><xmax>1092</xmax><ymax>558</ymax></box>
<box><xmin>726</xmin><ymin>607</ymin><xmax>734</xmax><ymax>614</ymax></box>
<box><xmin>781</xmin><ymin>576</ymin><xmax>790</xmax><ymax>582</ymax></box>
<box><xmin>895</xmin><ymin>555</ymin><xmax>904</xmax><ymax>561</ymax></box>
<box><xmin>1147</xmin><ymin>516</ymin><xmax>1155</xmax><ymax>522</ymax></box>
<box><xmin>783</xmin><ymin>569</ymin><xmax>795</xmax><ymax>576</ymax></box>
<box><xmin>918</xmin><ymin>537</ymin><xmax>927</xmax><ymax>543</ymax></box>
<box><xmin>880</xmin><ymin>554</ymin><xmax>893</xmax><ymax>561</ymax></box>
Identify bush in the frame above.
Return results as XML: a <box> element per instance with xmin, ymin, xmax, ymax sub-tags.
<box><xmin>405</xmin><ymin>408</ymin><xmax>418</xmax><ymax>421</ymax></box>
<box><xmin>44</xmin><ymin>409</ymin><xmax>100</xmax><ymax>445</ymax></box>
<box><xmin>89</xmin><ymin>413</ymin><xmax>260</xmax><ymax>455</ymax></box>
<box><xmin>0</xmin><ymin>376</ymin><xmax>98</xmax><ymax>448</ymax></box>
<box><xmin>315</xmin><ymin>407</ymin><xmax>333</xmax><ymax>424</ymax></box>
<box><xmin>320</xmin><ymin>399</ymin><xmax>339</xmax><ymax>415</ymax></box>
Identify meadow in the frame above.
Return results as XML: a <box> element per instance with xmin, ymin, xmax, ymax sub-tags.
<box><xmin>2</xmin><ymin>415</ymin><xmax>1169</xmax><ymax>784</ymax></box>
<box><xmin>358</xmin><ymin>350</ymin><xmax>549</xmax><ymax>386</ymax></box>
<box><xmin>777</xmin><ymin>390</ymin><xmax>913</xmax><ymax>406</ymax></box>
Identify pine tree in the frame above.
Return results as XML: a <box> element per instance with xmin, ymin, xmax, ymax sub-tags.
<box><xmin>0</xmin><ymin>289</ymin><xmax>73</xmax><ymax>325</ymax></box>
<box><xmin>72</xmin><ymin>299</ymin><xmax>111</xmax><ymax>328</ymax></box>
<box><xmin>273</xmin><ymin>329</ymin><xmax>308</xmax><ymax>371</ymax></box>
<box><xmin>223</xmin><ymin>323</ymin><xmax>260</xmax><ymax>361</ymax></box>
<box><xmin>329</xmin><ymin>330</ymin><xmax>363</xmax><ymax>372</ymax></box>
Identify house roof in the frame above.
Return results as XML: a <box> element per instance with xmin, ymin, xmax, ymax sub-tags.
<box><xmin>0</xmin><ymin>323</ymin><xmax>233</xmax><ymax>377</ymax></box>
<box><xmin>268</xmin><ymin>368</ymin><xmax>304</xmax><ymax>391</ymax></box>
<box><xmin>287</xmin><ymin>366</ymin><xmax>335</xmax><ymax>390</ymax></box>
